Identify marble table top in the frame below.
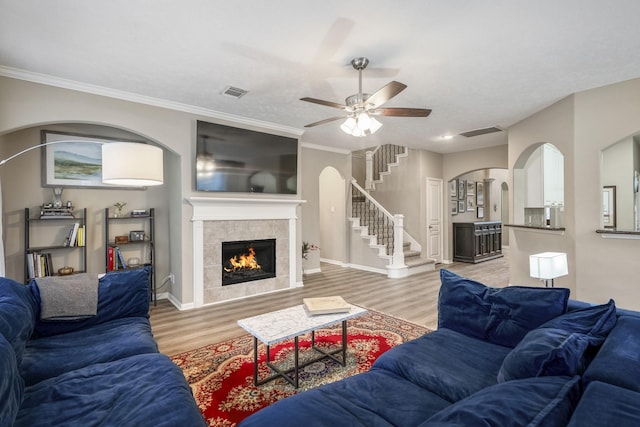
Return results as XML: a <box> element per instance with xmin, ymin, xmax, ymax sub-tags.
<box><xmin>237</xmin><ymin>303</ymin><xmax>368</xmax><ymax>346</ymax></box>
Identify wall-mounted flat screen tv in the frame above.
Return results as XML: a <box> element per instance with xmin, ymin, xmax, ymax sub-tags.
<box><xmin>196</xmin><ymin>120</ymin><xmax>298</xmax><ymax>194</ymax></box>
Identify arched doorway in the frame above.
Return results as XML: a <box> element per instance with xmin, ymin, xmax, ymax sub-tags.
<box><xmin>319</xmin><ymin>167</ymin><xmax>346</xmax><ymax>264</ymax></box>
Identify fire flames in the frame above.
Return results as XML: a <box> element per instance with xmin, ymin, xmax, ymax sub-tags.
<box><xmin>224</xmin><ymin>247</ymin><xmax>262</xmax><ymax>272</ymax></box>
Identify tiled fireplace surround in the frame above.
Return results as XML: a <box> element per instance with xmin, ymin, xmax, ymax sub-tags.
<box><xmin>188</xmin><ymin>197</ymin><xmax>304</xmax><ymax>307</ymax></box>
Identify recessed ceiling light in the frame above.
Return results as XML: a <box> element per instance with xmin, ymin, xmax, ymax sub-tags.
<box><xmin>442</xmin><ymin>135</ymin><xmax>454</xmax><ymax>140</ymax></box>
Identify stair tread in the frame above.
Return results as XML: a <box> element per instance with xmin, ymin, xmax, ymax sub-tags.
<box><xmin>405</xmin><ymin>258</ymin><xmax>436</xmax><ymax>267</ymax></box>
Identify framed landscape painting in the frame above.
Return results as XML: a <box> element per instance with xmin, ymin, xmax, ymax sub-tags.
<box><xmin>41</xmin><ymin>130</ymin><xmax>142</xmax><ymax>188</ymax></box>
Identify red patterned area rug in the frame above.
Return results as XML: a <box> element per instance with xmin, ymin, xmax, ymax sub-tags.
<box><xmin>170</xmin><ymin>309</ymin><xmax>431</xmax><ymax>427</ymax></box>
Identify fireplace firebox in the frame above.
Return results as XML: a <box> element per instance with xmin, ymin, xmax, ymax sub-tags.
<box><xmin>221</xmin><ymin>239</ymin><xmax>276</xmax><ymax>286</ymax></box>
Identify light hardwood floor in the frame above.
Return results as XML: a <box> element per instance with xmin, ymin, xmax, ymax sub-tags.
<box><xmin>150</xmin><ymin>251</ymin><xmax>509</xmax><ymax>356</ymax></box>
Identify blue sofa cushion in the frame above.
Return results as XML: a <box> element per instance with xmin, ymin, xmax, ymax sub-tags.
<box><xmin>239</xmin><ymin>369</ymin><xmax>451</xmax><ymax>427</ymax></box>
<box><xmin>373</xmin><ymin>328</ymin><xmax>511</xmax><ymax>402</ymax></box>
<box><xmin>567</xmin><ymin>381</ymin><xmax>640</xmax><ymax>427</ymax></box>
<box><xmin>498</xmin><ymin>300</ymin><xmax>616</xmax><ymax>382</ymax></box>
<box><xmin>30</xmin><ymin>268</ymin><xmax>150</xmax><ymax>337</ymax></box>
<box><xmin>0</xmin><ymin>334</ymin><xmax>24</xmax><ymax>427</ymax></box>
<box><xmin>20</xmin><ymin>317</ymin><xmax>158</xmax><ymax>386</ymax></box>
<box><xmin>0</xmin><ymin>277</ymin><xmax>38</xmax><ymax>361</ymax></box>
<box><xmin>420</xmin><ymin>375</ymin><xmax>581</xmax><ymax>427</ymax></box>
<box><xmin>14</xmin><ymin>353</ymin><xmax>206</xmax><ymax>427</ymax></box>
<box><xmin>583</xmin><ymin>315</ymin><xmax>640</xmax><ymax>392</ymax></box>
<box><xmin>438</xmin><ymin>269</ymin><xmax>569</xmax><ymax>348</ymax></box>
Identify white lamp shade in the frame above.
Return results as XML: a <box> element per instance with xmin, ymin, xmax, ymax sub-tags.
<box><xmin>340</xmin><ymin>117</ymin><xmax>357</xmax><ymax>134</ymax></box>
<box><xmin>369</xmin><ymin>117</ymin><xmax>382</xmax><ymax>134</ymax></box>
<box><xmin>102</xmin><ymin>143</ymin><xmax>163</xmax><ymax>186</ymax></box>
<box><xmin>529</xmin><ymin>252</ymin><xmax>568</xmax><ymax>280</ymax></box>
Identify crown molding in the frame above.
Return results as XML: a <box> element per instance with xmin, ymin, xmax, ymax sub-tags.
<box><xmin>301</xmin><ymin>142</ymin><xmax>351</xmax><ymax>155</ymax></box>
<box><xmin>0</xmin><ymin>65</ymin><xmax>303</xmax><ymax>137</ymax></box>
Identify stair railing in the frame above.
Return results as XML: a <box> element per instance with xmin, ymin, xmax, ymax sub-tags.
<box><xmin>365</xmin><ymin>144</ymin><xmax>407</xmax><ymax>190</ymax></box>
<box><xmin>351</xmin><ymin>179</ymin><xmax>405</xmax><ymax>267</ymax></box>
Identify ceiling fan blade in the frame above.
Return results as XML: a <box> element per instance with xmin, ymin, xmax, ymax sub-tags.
<box><xmin>300</xmin><ymin>97</ymin><xmax>346</xmax><ymax>109</ymax></box>
<box><xmin>304</xmin><ymin>116</ymin><xmax>345</xmax><ymax>127</ymax></box>
<box><xmin>364</xmin><ymin>81</ymin><xmax>407</xmax><ymax>109</ymax></box>
<box><xmin>375</xmin><ymin>107</ymin><xmax>432</xmax><ymax>117</ymax></box>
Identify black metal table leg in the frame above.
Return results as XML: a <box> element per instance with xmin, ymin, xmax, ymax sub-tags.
<box><xmin>253</xmin><ymin>336</ymin><xmax>258</xmax><ymax>386</ymax></box>
<box><xmin>294</xmin><ymin>336</ymin><xmax>299</xmax><ymax>389</ymax></box>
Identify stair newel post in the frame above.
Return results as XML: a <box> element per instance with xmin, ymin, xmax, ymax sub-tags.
<box><xmin>391</xmin><ymin>214</ymin><xmax>405</xmax><ymax>267</ymax></box>
<box><xmin>365</xmin><ymin>150</ymin><xmax>374</xmax><ymax>190</ymax></box>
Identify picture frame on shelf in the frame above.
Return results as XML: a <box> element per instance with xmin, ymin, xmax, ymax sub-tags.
<box><xmin>477</xmin><ymin>206</ymin><xmax>484</xmax><ymax>218</ymax></box>
<box><xmin>466</xmin><ymin>180</ymin><xmax>475</xmax><ymax>195</ymax></box>
<box><xmin>450</xmin><ymin>180</ymin><xmax>458</xmax><ymax>198</ymax></box>
<box><xmin>41</xmin><ymin>130</ymin><xmax>143</xmax><ymax>188</ymax></box>
<box><xmin>476</xmin><ymin>182</ymin><xmax>484</xmax><ymax>206</ymax></box>
<box><xmin>458</xmin><ymin>180</ymin><xmax>466</xmax><ymax>200</ymax></box>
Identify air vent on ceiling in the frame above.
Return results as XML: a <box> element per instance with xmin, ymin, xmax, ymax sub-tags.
<box><xmin>222</xmin><ymin>86</ymin><xmax>248</xmax><ymax>99</ymax></box>
<box><xmin>459</xmin><ymin>126</ymin><xmax>503</xmax><ymax>138</ymax></box>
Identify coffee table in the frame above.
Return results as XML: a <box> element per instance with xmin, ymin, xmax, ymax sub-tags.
<box><xmin>237</xmin><ymin>303</ymin><xmax>368</xmax><ymax>388</ymax></box>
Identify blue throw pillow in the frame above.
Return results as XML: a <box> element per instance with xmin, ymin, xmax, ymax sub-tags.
<box><xmin>498</xmin><ymin>300</ymin><xmax>616</xmax><ymax>382</ymax></box>
<box><xmin>420</xmin><ymin>376</ymin><xmax>581</xmax><ymax>427</ymax></box>
<box><xmin>438</xmin><ymin>269</ymin><xmax>570</xmax><ymax>347</ymax></box>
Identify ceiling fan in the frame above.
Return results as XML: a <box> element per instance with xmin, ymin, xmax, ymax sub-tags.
<box><xmin>300</xmin><ymin>57</ymin><xmax>432</xmax><ymax>137</ymax></box>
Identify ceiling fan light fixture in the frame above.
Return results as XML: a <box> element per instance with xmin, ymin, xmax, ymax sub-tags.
<box><xmin>368</xmin><ymin>117</ymin><xmax>382</xmax><ymax>134</ymax></box>
<box><xmin>356</xmin><ymin>112</ymin><xmax>372</xmax><ymax>130</ymax></box>
<box><xmin>340</xmin><ymin>116</ymin><xmax>357</xmax><ymax>134</ymax></box>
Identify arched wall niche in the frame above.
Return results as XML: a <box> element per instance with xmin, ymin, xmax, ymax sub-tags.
<box><xmin>0</xmin><ymin>121</ymin><xmax>178</xmax><ymax>292</ymax></box>
<box><xmin>600</xmin><ymin>132</ymin><xmax>640</xmax><ymax>231</ymax></box>
<box><xmin>513</xmin><ymin>142</ymin><xmax>564</xmax><ymax>227</ymax></box>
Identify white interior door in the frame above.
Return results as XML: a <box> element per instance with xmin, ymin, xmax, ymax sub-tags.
<box><xmin>426</xmin><ymin>177</ymin><xmax>443</xmax><ymax>263</ymax></box>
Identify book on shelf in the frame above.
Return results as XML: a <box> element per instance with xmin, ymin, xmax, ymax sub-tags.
<box><xmin>26</xmin><ymin>252</ymin><xmax>54</xmax><ymax>279</ymax></box>
<box><xmin>303</xmin><ymin>296</ymin><xmax>351</xmax><ymax>315</ymax></box>
<box><xmin>116</xmin><ymin>247</ymin><xmax>127</xmax><ymax>269</ymax></box>
<box><xmin>63</xmin><ymin>223</ymin><xmax>80</xmax><ymax>247</ymax></box>
<box><xmin>107</xmin><ymin>246</ymin><xmax>115</xmax><ymax>271</ymax></box>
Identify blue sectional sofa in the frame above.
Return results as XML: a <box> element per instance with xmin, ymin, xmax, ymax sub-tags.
<box><xmin>240</xmin><ymin>269</ymin><xmax>640</xmax><ymax>426</ymax></box>
<box><xmin>0</xmin><ymin>268</ymin><xmax>206</xmax><ymax>427</ymax></box>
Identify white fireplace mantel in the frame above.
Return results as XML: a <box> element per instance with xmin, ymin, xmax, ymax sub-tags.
<box><xmin>187</xmin><ymin>197</ymin><xmax>305</xmax><ymax>307</ymax></box>
<box><xmin>187</xmin><ymin>197</ymin><xmax>305</xmax><ymax>221</ymax></box>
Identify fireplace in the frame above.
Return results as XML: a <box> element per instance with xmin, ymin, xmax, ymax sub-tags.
<box><xmin>188</xmin><ymin>197</ymin><xmax>303</xmax><ymax>307</ymax></box>
<box><xmin>221</xmin><ymin>239</ymin><xmax>276</xmax><ymax>286</ymax></box>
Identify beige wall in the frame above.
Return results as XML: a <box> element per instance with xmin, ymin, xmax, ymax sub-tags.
<box><xmin>300</xmin><ymin>144</ymin><xmax>351</xmax><ymax>272</ymax></box>
<box><xmin>508</xmin><ymin>95</ymin><xmax>575</xmax><ymax>293</ymax></box>
<box><xmin>573</xmin><ymin>78</ymin><xmax>640</xmax><ymax>309</ymax></box>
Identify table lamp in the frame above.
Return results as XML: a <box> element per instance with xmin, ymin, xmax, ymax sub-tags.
<box><xmin>529</xmin><ymin>252</ymin><xmax>568</xmax><ymax>288</ymax></box>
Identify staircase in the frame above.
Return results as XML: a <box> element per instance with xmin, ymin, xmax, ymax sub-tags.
<box><xmin>350</xmin><ymin>170</ymin><xmax>435</xmax><ymax>278</ymax></box>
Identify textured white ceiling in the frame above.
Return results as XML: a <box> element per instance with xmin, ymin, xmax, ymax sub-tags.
<box><xmin>2</xmin><ymin>0</ymin><xmax>640</xmax><ymax>153</ymax></box>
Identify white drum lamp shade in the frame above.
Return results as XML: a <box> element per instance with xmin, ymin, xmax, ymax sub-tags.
<box><xmin>529</xmin><ymin>252</ymin><xmax>568</xmax><ymax>287</ymax></box>
<box><xmin>102</xmin><ymin>143</ymin><xmax>164</xmax><ymax>186</ymax></box>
